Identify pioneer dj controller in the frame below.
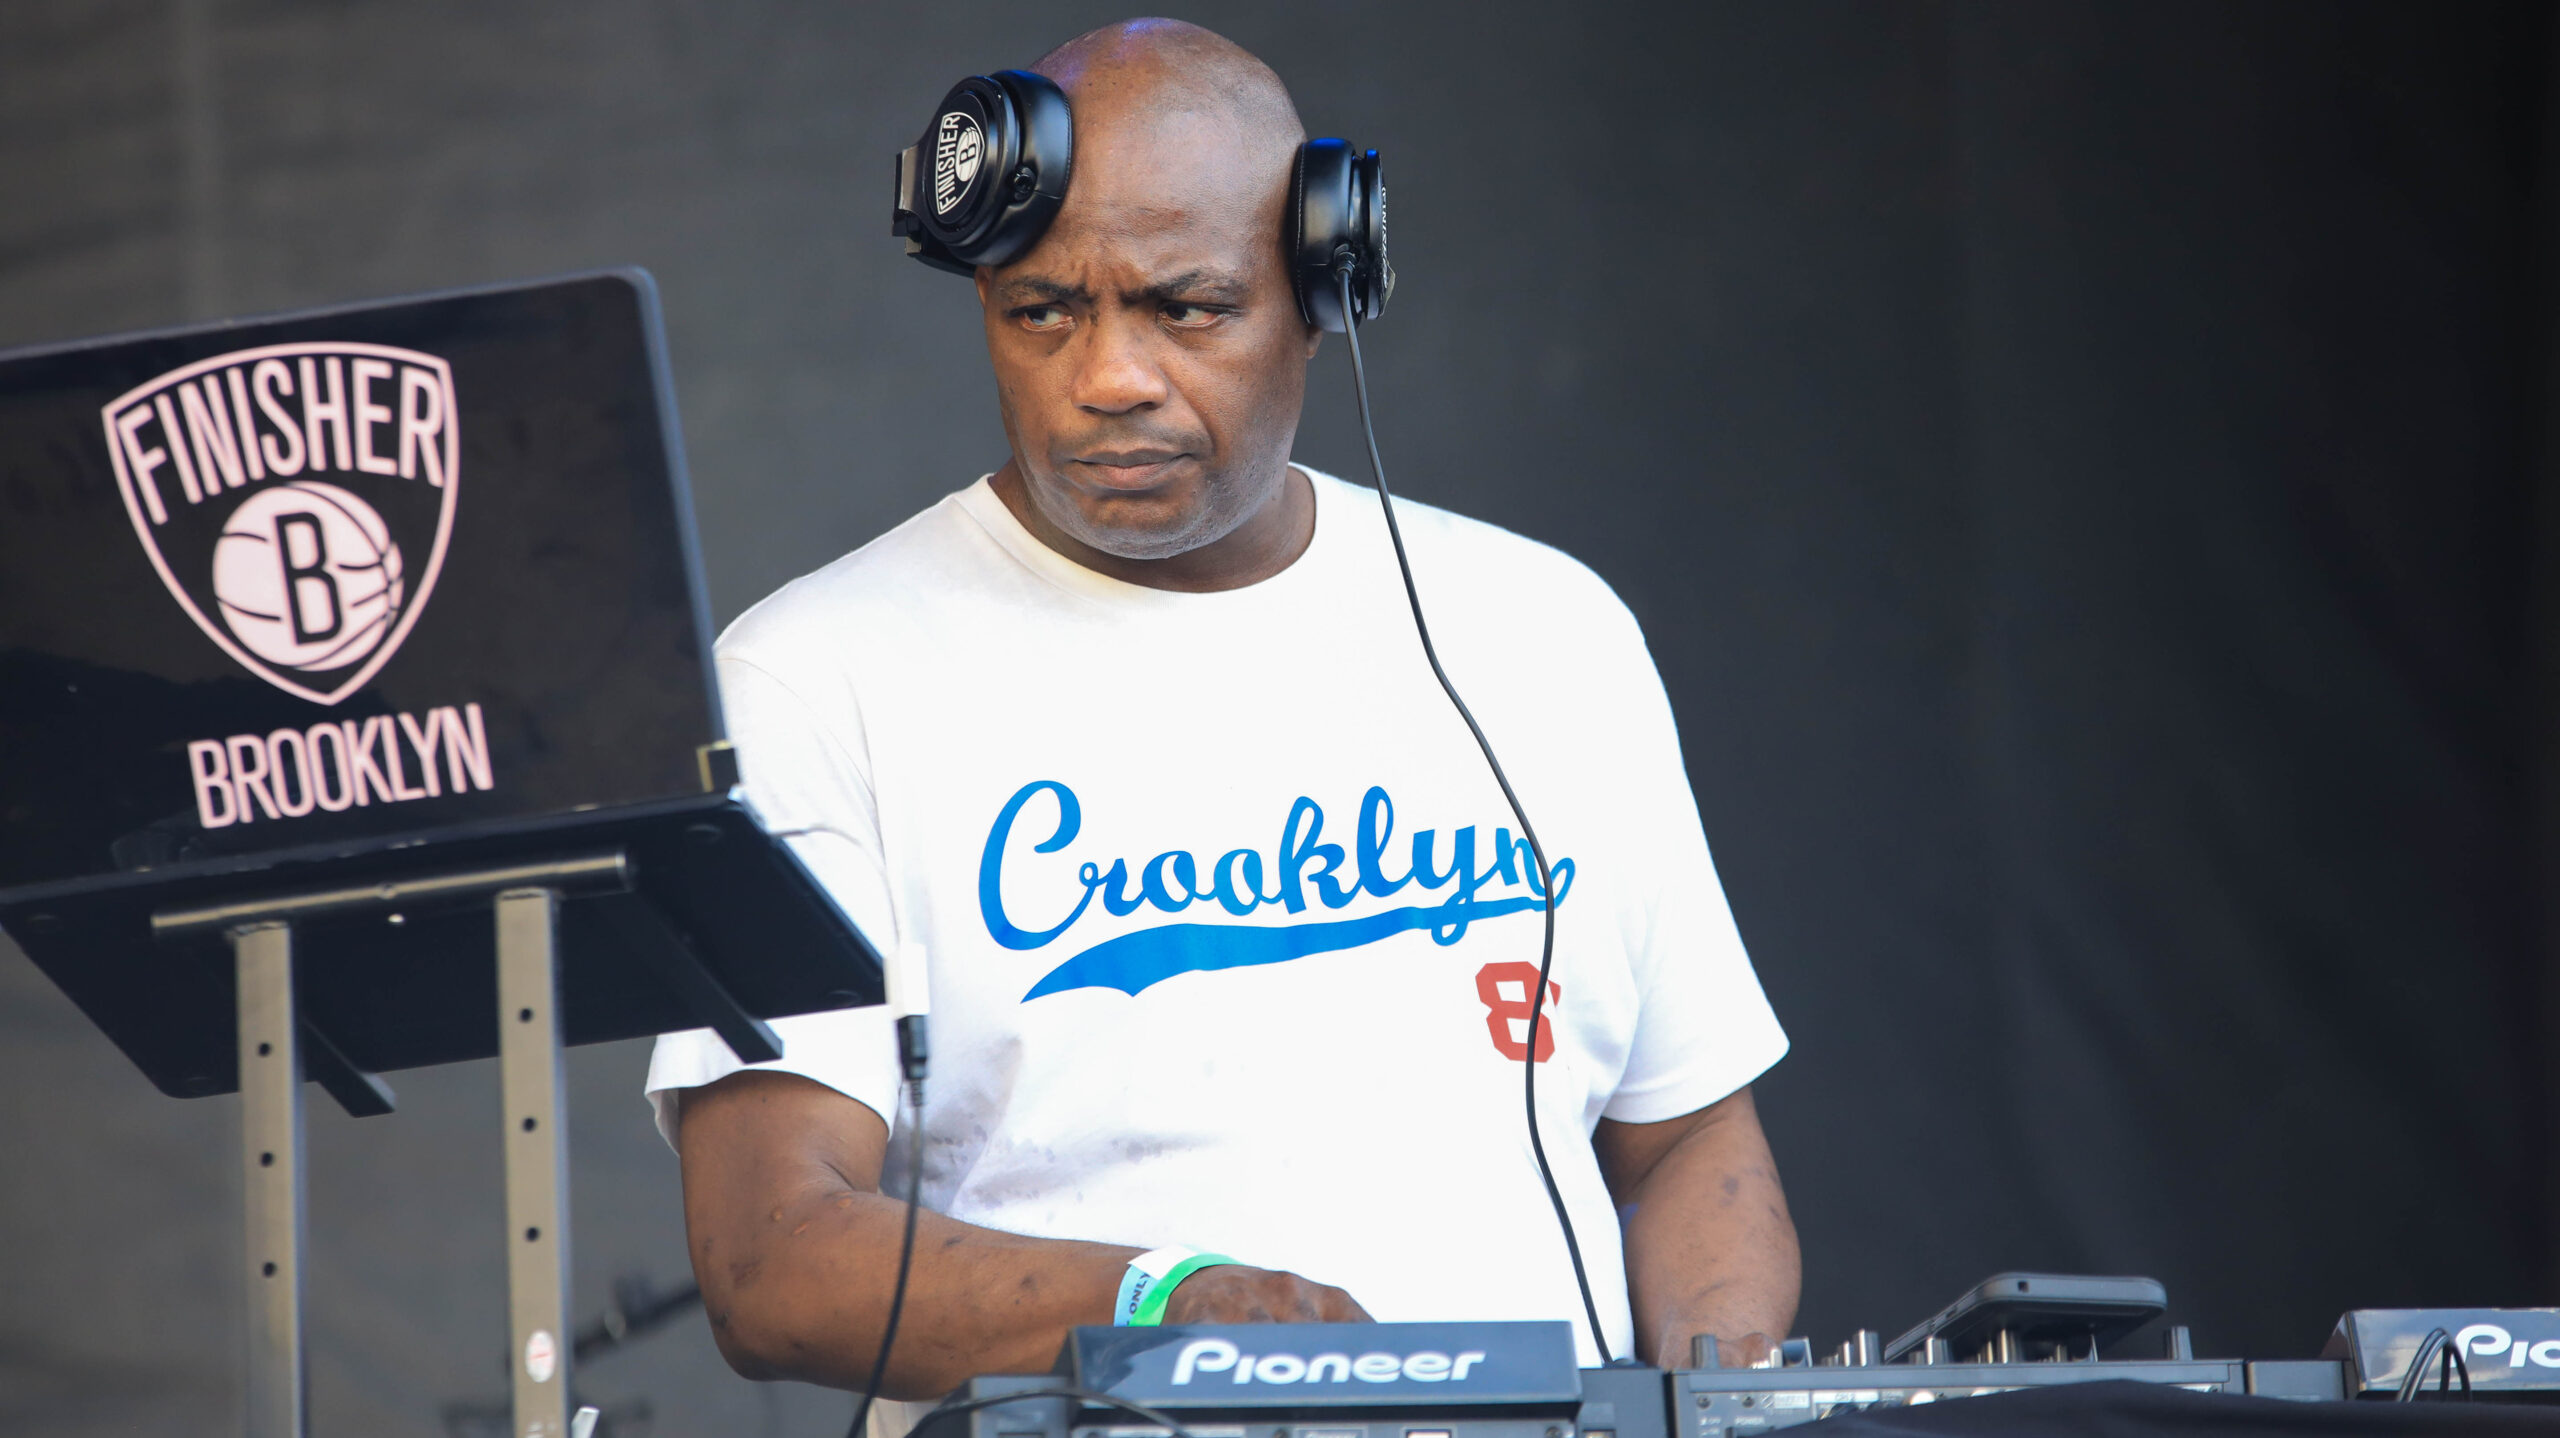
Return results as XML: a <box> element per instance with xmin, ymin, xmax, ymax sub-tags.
<box><xmin>916</xmin><ymin>1274</ymin><xmax>2559</xmax><ymax>1438</ymax></box>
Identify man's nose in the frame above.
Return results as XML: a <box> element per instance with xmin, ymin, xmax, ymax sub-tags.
<box><xmin>1071</xmin><ymin>311</ymin><xmax>1170</xmax><ymax>415</ymax></box>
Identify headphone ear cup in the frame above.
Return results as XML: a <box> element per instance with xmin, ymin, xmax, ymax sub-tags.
<box><xmin>893</xmin><ymin>69</ymin><xmax>1073</xmax><ymax>273</ymax></box>
<box><xmin>1290</xmin><ymin>139</ymin><xmax>1352</xmax><ymax>331</ymax></box>
<box><xmin>1288</xmin><ymin>139</ymin><xmax>1391</xmax><ymax>332</ymax></box>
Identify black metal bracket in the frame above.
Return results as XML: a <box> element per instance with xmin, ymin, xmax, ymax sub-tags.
<box><xmin>603</xmin><ymin>898</ymin><xmax>781</xmax><ymax>1065</ymax></box>
<box><xmin>302</xmin><ymin>1019</ymin><xmax>396</xmax><ymax>1118</ymax></box>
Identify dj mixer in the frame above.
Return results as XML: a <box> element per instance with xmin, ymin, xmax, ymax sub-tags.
<box><xmin>916</xmin><ymin>1274</ymin><xmax>2559</xmax><ymax>1438</ymax></box>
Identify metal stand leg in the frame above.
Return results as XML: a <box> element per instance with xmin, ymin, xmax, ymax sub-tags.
<box><xmin>497</xmin><ymin>887</ymin><xmax>572</xmax><ymax>1438</ymax></box>
<box><xmin>234</xmin><ymin>920</ymin><xmax>306</xmax><ymax>1438</ymax></box>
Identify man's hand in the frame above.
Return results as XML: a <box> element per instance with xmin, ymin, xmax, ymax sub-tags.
<box><xmin>1161</xmin><ymin>1265</ymin><xmax>1372</xmax><ymax>1324</ymax></box>
<box><xmin>1595</xmin><ymin>1086</ymin><xmax>1800</xmax><ymax>1370</ymax></box>
<box><xmin>1707</xmin><ymin>1333</ymin><xmax>1779</xmax><ymax>1368</ymax></box>
<box><xmin>676</xmin><ymin>1070</ymin><xmax>1370</xmax><ymax>1400</ymax></box>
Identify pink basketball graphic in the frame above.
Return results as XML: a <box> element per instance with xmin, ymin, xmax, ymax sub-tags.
<box><xmin>101</xmin><ymin>343</ymin><xmax>457</xmax><ymax>706</ymax></box>
<box><xmin>210</xmin><ymin>481</ymin><xmax>407</xmax><ymax>673</ymax></box>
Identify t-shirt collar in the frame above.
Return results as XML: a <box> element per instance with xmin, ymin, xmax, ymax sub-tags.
<box><xmin>951</xmin><ymin>464</ymin><xmax>1346</xmax><ymax>611</ymax></box>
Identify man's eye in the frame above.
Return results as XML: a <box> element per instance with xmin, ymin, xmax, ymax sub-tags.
<box><xmin>1162</xmin><ymin>303</ymin><xmax>1220</xmax><ymax>327</ymax></box>
<box><xmin>1017</xmin><ymin>305</ymin><xmax>1070</xmax><ymax>331</ymax></box>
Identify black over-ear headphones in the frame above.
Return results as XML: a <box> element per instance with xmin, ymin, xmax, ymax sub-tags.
<box><xmin>890</xmin><ymin>69</ymin><xmax>1392</xmax><ymax>332</ymax></box>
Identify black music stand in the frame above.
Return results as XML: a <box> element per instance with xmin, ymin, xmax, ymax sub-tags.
<box><xmin>0</xmin><ymin>273</ymin><xmax>885</xmax><ymax>1438</ymax></box>
<box><xmin>2</xmin><ymin>788</ymin><xmax>881</xmax><ymax>1438</ymax></box>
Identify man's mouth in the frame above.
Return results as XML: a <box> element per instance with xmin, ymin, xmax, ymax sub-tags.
<box><xmin>1068</xmin><ymin>450</ymin><xmax>1191</xmax><ymax>490</ymax></box>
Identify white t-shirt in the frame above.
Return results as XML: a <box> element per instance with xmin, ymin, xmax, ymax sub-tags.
<box><xmin>646</xmin><ymin>467</ymin><xmax>1786</xmax><ymax>1364</ymax></box>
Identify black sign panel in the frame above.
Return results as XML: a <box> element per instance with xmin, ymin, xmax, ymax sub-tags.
<box><xmin>0</xmin><ymin>271</ymin><xmax>720</xmax><ymax>897</ymax></box>
<box><xmin>0</xmin><ymin>274</ymin><xmax>882</xmax><ymax>1101</ymax></box>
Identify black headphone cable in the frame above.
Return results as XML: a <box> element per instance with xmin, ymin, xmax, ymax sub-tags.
<box><xmin>848</xmin><ymin>1016</ymin><xmax>931</xmax><ymax>1438</ymax></box>
<box><xmin>1336</xmin><ymin>265</ymin><xmax>1615</xmax><ymax>1365</ymax></box>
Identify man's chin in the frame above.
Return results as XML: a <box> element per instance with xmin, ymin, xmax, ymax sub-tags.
<box><xmin>1059</xmin><ymin>516</ymin><xmax>1222</xmax><ymax>561</ymax></box>
<box><xmin>1032</xmin><ymin>481</ymin><xmax>1235</xmax><ymax>561</ymax></box>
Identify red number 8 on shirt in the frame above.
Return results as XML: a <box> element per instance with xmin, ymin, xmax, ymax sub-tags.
<box><xmin>1474</xmin><ymin>961</ymin><xmax>1559</xmax><ymax>1062</ymax></box>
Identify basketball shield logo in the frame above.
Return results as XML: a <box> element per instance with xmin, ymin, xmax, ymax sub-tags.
<box><xmin>100</xmin><ymin>343</ymin><xmax>458</xmax><ymax>705</ymax></box>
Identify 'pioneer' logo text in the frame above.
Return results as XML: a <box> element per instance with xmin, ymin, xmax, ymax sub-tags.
<box><xmin>1169</xmin><ymin>1338</ymin><xmax>1488</xmax><ymax>1386</ymax></box>
<box><xmin>2459</xmin><ymin>1324</ymin><xmax>2560</xmax><ymax>1369</ymax></box>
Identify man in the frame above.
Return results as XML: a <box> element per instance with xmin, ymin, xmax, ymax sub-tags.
<box><xmin>647</xmin><ymin>18</ymin><xmax>1798</xmax><ymax>1404</ymax></box>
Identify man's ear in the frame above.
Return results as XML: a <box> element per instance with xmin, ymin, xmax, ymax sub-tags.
<box><xmin>1304</xmin><ymin>328</ymin><xmax>1324</xmax><ymax>360</ymax></box>
<box><xmin>974</xmin><ymin>268</ymin><xmax>992</xmax><ymax>310</ymax></box>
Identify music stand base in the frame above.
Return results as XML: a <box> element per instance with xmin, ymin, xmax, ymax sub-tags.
<box><xmin>235</xmin><ymin>920</ymin><xmax>307</xmax><ymax>1438</ymax></box>
<box><xmin>162</xmin><ymin>854</ymin><xmax>628</xmax><ymax>1438</ymax></box>
<box><xmin>499</xmin><ymin>886</ymin><xmax>573</xmax><ymax>1438</ymax></box>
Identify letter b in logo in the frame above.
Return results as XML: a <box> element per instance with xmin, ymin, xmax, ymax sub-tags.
<box><xmin>211</xmin><ymin>481</ymin><xmax>406</xmax><ymax>674</ymax></box>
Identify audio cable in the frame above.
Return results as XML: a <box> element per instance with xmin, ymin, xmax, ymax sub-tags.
<box><xmin>849</xmin><ymin>947</ymin><xmax>934</xmax><ymax>1438</ymax></box>
<box><xmin>1337</xmin><ymin>265</ymin><xmax>1613</xmax><ymax>1364</ymax></box>
<box><xmin>2395</xmin><ymin>1327</ymin><xmax>2472</xmax><ymax>1402</ymax></box>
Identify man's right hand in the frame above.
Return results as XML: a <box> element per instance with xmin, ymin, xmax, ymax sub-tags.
<box><xmin>677</xmin><ymin>1070</ymin><xmax>1372</xmax><ymax>1401</ymax></box>
<box><xmin>1160</xmin><ymin>1265</ymin><xmax>1373</xmax><ymax>1324</ymax></box>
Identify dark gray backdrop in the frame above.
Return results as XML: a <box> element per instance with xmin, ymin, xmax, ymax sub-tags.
<box><xmin>2</xmin><ymin>3</ymin><xmax>2553</xmax><ymax>1434</ymax></box>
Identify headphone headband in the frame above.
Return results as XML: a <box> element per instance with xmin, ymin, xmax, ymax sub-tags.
<box><xmin>890</xmin><ymin>70</ymin><xmax>1391</xmax><ymax>331</ymax></box>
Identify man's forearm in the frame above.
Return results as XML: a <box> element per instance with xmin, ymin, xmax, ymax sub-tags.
<box><xmin>680</xmin><ymin>1072</ymin><xmax>1142</xmax><ymax>1397</ymax></box>
<box><xmin>699</xmin><ymin>1171</ymin><xmax>1140</xmax><ymax>1398</ymax></box>
<box><xmin>680</xmin><ymin>1071</ymin><xmax>1368</xmax><ymax>1399</ymax></box>
<box><xmin>1616</xmin><ymin>1094</ymin><xmax>1801</xmax><ymax>1367</ymax></box>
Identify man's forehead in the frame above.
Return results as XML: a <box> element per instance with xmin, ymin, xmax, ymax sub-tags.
<box><xmin>995</xmin><ymin>191</ymin><xmax>1267</xmax><ymax>298</ymax></box>
<box><xmin>1004</xmin><ymin>116</ymin><xmax>1286</xmax><ymax>285</ymax></box>
<box><xmin>993</xmin><ymin>259</ymin><xmax>1256</xmax><ymax>305</ymax></box>
<box><xmin>1066</xmin><ymin>107</ymin><xmax>1285</xmax><ymax>218</ymax></box>
<box><xmin>1032</xmin><ymin>16</ymin><xmax>1306</xmax><ymax>227</ymax></box>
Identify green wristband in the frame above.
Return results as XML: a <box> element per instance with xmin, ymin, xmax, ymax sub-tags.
<box><xmin>1127</xmin><ymin>1252</ymin><xmax>1239</xmax><ymax>1327</ymax></box>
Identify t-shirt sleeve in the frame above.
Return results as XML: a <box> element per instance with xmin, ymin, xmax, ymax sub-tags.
<box><xmin>1593</xmin><ymin>606</ymin><xmax>1789</xmax><ymax>1125</ymax></box>
<box><xmin>644</xmin><ymin>654</ymin><xmax>904</xmax><ymax>1150</ymax></box>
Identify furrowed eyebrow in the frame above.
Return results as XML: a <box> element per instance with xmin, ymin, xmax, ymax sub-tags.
<box><xmin>997</xmin><ymin>277</ymin><xmax>1090</xmax><ymax>306</ymax></box>
<box><xmin>1124</xmin><ymin>270</ymin><xmax>1254</xmax><ymax>306</ymax></box>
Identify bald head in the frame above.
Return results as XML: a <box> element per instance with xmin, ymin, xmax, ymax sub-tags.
<box><xmin>977</xmin><ymin>19</ymin><xmax>1324</xmax><ymax>586</ymax></box>
<box><xmin>1024</xmin><ymin>19</ymin><xmax>1306</xmax><ymax>261</ymax></box>
<box><xmin>1035</xmin><ymin>18</ymin><xmax>1304</xmax><ymax>149</ymax></box>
